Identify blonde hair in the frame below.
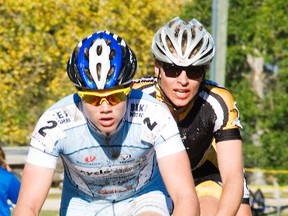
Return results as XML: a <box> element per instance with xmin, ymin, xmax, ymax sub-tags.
<box><xmin>0</xmin><ymin>146</ymin><xmax>8</xmax><ymax>170</ymax></box>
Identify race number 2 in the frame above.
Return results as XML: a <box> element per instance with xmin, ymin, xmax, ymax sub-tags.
<box><xmin>38</xmin><ymin>120</ymin><xmax>57</xmax><ymax>137</ymax></box>
<box><xmin>143</xmin><ymin>118</ymin><xmax>157</xmax><ymax>131</ymax></box>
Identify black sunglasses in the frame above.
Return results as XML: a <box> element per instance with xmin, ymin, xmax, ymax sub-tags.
<box><xmin>159</xmin><ymin>62</ymin><xmax>205</xmax><ymax>80</ymax></box>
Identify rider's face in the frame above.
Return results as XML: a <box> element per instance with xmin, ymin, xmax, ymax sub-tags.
<box><xmin>82</xmin><ymin>98</ymin><xmax>127</xmax><ymax>135</ymax></box>
<box><xmin>79</xmin><ymin>86</ymin><xmax>131</xmax><ymax>135</ymax></box>
<box><xmin>156</xmin><ymin>61</ymin><xmax>204</xmax><ymax>107</ymax></box>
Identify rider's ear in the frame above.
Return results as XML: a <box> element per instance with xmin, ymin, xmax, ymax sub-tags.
<box><xmin>154</xmin><ymin>60</ymin><xmax>161</xmax><ymax>77</ymax></box>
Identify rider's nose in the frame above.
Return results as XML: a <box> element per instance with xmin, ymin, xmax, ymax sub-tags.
<box><xmin>177</xmin><ymin>70</ymin><xmax>189</xmax><ymax>84</ymax></box>
<box><xmin>99</xmin><ymin>100</ymin><xmax>112</xmax><ymax>113</ymax></box>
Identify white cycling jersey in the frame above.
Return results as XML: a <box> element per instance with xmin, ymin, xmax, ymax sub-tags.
<box><xmin>26</xmin><ymin>89</ymin><xmax>184</xmax><ymax>214</ymax></box>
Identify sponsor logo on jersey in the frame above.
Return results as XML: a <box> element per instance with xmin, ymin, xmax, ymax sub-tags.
<box><xmin>85</xmin><ymin>155</ymin><xmax>96</xmax><ymax>162</ymax></box>
<box><xmin>129</xmin><ymin>102</ymin><xmax>148</xmax><ymax>118</ymax></box>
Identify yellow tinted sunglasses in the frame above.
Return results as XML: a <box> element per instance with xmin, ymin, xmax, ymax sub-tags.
<box><xmin>78</xmin><ymin>86</ymin><xmax>131</xmax><ymax>106</ymax></box>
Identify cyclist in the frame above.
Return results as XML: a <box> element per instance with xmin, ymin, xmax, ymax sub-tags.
<box><xmin>133</xmin><ymin>17</ymin><xmax>252</xmax><ymax>216</ymax></box>
<box><xmin>13</xmin><ymin>31</ymin><xmax>199</xmax><ymax>216</ymax></box>
<box><xmin>0</xmin><ymin>146</ymin><xmax>20</xmax><ymax>216</ymax></box>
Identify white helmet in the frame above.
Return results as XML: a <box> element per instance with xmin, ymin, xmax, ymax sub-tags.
<box><xmin>152</xmin><ymin>17</ymin><xmax>215</xmax><ymax>66</ymax></box>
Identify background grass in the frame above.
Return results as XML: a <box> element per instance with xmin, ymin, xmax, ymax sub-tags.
<box><xmin>40</xmin><ymin>211</ymin><xmax>59</xmax><ymax>216</ymax></box>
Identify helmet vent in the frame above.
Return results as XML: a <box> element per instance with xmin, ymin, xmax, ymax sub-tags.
<box><xmin>191</xmin><ymin>27</ymin><xmax>196</xmax><ymax>39</ymax></box>
<box><xmin>84</xmin><ymin>47</ymin><xmax>89</xmax><ymax>59</ymax></box>
<box><xmin>155</xmin><ymin>44</ymin><xmax>167</xmax><ymax>57</ymax></box>
<box><xmin>97</xmin><ymin>45</ymin><xmax>102</xmax><ymax>55</ymax></box>
<box><xmin>108</xmin><ymin>67</ymin><xmax>114</xmax><ymax>78</ymax></box>
<box><xmin>96</xmin><ymin>63</ymin><xmax>101</xmax><ymax>80</ymax></box>
<box><xmin>85</xmin><ymin>67</ymin><xmax>93</xmax><ymax>81</ymax></box>
<box><xmin>165</xmin><ymin>35</ymin><xmax>177</xmax><ymax>57</ymax></box>
<box><xmin>121</xmin><ymin>46</ymin><xmax>126</xmax><ymax>58</ymax></box>
<box><xmin>73</xmin><ymin>63</ymin><xmax>82</xmax><ymax>84</ymax></box>
<box><xmin>182</xmin><ymin>30</ymin><xmax>188</xmax><ymax>55</ymax></box>
<box><xmin>189</xmin><ymin>39</ymin><xmax>203</xmax><ymax>59</ymax></box>
<box><xmin>168</xmin><ymin>19</ymin><xmax>176</xmax><ymax>28</ymax></box>
<box><xmin>158</xmin><ymin>33</ymin><xmax>164</xmax><ymax>49</ymax></box>
<box><xmin>109</xmin><ymin>49</ymin><xmax>115</xmax><ymax>60</ymax></box>
<box><xmin>106</xmin><ymin>39</ymin><xmax>111</xmax><ymax>46</ymax></box>
<box><xmin>174</xmin><ymin>25</ymin><xmax>180</xmax><ymax>37</ymax></box>
<box><xmin>200</xmin><ymin>48</ymin><xmax>214</xmax><ymax>60</ymax></box>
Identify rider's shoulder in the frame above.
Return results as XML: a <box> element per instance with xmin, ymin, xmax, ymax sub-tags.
<box><xmin>129</xmin><ymin>88</ymin><xmax>161</xmax><ymax>106</ymax></box>
<box><xmin>132</xmin><ymin>76</ymin><xmax>156</xmax><ymax>90</ymax></box>
<box><xmin>128</xmin><ymin>89</ymin><xmax>172</xmax><ymax>117</ymax></box>
<box><xmin>202</xmin><ymin>80</ymin><xmax>236</xmax><ymax>102</ymax></box>
<box><xmin>38</xmin><ymin>93</ymin><xmax>84</xmax><ymax>125</ymax></box>
<box><xmin>46</xmin><ymin>94</ymin><xmax>81</xmax><ymax>111</ymax></box>
<box><xmin>132</xmin><ymin>76</ymin><xmax>157</xmax><ymax>97</ymax></box>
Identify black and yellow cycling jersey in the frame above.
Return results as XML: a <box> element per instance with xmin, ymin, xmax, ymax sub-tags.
<box><xmin>133</xmin><ymin>77</ymin><xmax>250</xmax><ymax>203</ymax></box>
<box><xmin>133</xmin><ymin>77</ymin><xmax>242</xmax><ymax>169</ymax></box>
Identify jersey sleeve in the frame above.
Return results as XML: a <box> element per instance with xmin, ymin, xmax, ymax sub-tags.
<box><xmin>139</xmin><ymin>101</ymin><xmax>185</xmax><ymax>159</ymax></box>
<box><xmin>155</xmin><ymin>133</ymin><xmax>185</xmax><ymax>158</ymax></box>
<box><xmin>209</xmin><ymin>87</ymin><xmax>243</xmax><ymax>142</ymax></box>
<box><xmin>27</xmin><ymin>104</ymin><xmax>68</xmax><ymax>168</ymax></box>
<box><xmin>26</xmin><ymin>146</ymin><xmax>58</xmax><ymax>169</ymax></box>
<box><xmin>29</xmin><ymin>110</ymin><xmax>65</xmax><ymax>157</ymax></box>
<box><xmin>28</xmin><ymin>99</ymin><xmax>86</xmax><ymax>160</ymax></box>
<box><xmin>221</xmin><ymin>90</ymin><xmax>242</xmax><ymax>130</ymax></box>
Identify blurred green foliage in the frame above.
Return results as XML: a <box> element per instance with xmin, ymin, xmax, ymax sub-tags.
<box><xmin>0</xmin><ymin>0</ymin><xmax>183</xmax><ymax>145</ymax></box>
<box><xmin>180</xmin><ymin>0</ymin><xmax>288</xmax><ymax>173</ymax></box>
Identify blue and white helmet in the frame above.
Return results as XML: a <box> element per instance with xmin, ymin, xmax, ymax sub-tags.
<box><xmin>67</xmin><ymin>31</ymin><xmax>137</xmax><ymax>90</ymax></box>
<box><xmin>152</xmin><ymin>17</ymin><xmax>215</xmax><ymax>66</ymax></box>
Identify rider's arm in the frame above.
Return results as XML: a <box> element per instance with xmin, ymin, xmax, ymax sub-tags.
<box><xmin>158</xmin><ymin>150</ymin><xmax>200</xmax><ymax>216</ymax></box>
<box><xmin>216</xmin><ymin>139</ymin><xmax>244</xmax><ymax>216</ymax></box>
<box><xmin>13</xmin><ymin>147</ymin><xmax>57</xmax><ymax>216</ymax></box>
<box><xmin>13</xmin><ymin>163</ymin><xmax>55</xmax><ymax>216</ymax></box>
<box><xmin>211</xmin><ymin>88</ymin><xmax>245</xmax><ymax>215</ymax></box>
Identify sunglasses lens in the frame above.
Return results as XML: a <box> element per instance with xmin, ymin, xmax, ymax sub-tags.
<box><xmin>161</xmin><ymin>62</ymin><xmax>204</xmax><ymax>80</ymax></box>
<box><xmin>106</xmin><ymin>92</ymin><xmax>127</xmax><ymax>106</ymax></box>
<box><xmin>162</xmin><ymin>64</ymin><xmax>178</xmax><ymax>78</ymax></box>
<box><xmin>81</xmin><ymin>95</ymin><xmax>101</xmax><ymax>106</ymax></box>
<box><xmin>78</xmin><ymin>88</ymin><xmax>130</xmax><ymax>106</ymax></box>
<box><xmin>186</xmin><ymin>66</ymin><xmax>204</xmax><ymax>79</ymax></box>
